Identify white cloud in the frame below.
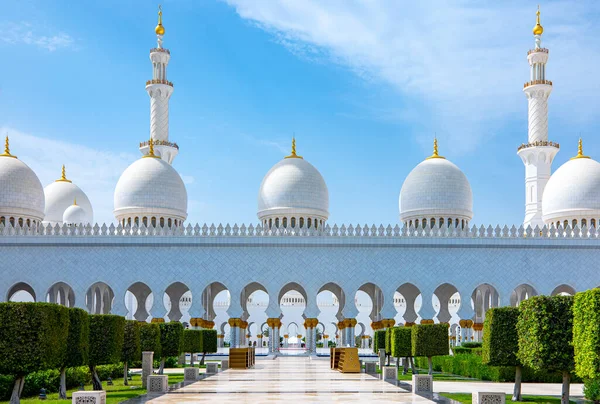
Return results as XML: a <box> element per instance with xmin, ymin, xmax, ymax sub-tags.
<box><xmin>224</xmin><ymin>0</ymin><xmax>600</xmax><ymax>153</ymax></box>
<box><xmin>1</xmin><ymin>127</ymin><xmax>136</xmax><ymax>225</ymax></box>
<box><xmin>2</xmin><ymin>22</ymin><xmax>75</xmax><ymax>51</ymax></box>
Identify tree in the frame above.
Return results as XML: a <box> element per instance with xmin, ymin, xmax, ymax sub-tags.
<box><xmin>391</xmin><ymin>327</ymin><xmax>414</xmax><ymax>374</ymax></box>
<box><xmin>59</xmin><ymin>308</ymin><xmax>89</xmax><ymax>399</ymax></box>
<box><xmin>122</xmin><ymin>320</ymin><xmax>141</xmax><ymax>385</ymax></box>
<box><xmin>158</xmin><ymin>322</ymin><xmax>184</xmax><ymax>373</ymax></box>
<box><xmin>88</xmin><ymin>314</ymin><xmax>125</xmax><ymax>390</ymax></box>
<box><xmin>517</xmin><ymin>295</ymin><xmax>574</xmax><ymax>404</ymax></box>
<box><xmin>183</xmin><ymin>330</ymin><xmax>202</xmax><ymax>366</ymax></box>
<box><xmin>411</xmin><ymin>323</ymin><xmax>449</xmax><ymax>375</ymax></box>
<box><xmin>199</xmin><ymin>329</ymin><xmax>218</xmax><ymax>365</ymax></box>
<box><xmin>140</xmin><ymin>322</ymin><xmax>162</xmax><ymax>358</ymax></box>
<box><xmin>373</xmin><ymin>330</ymin><xmax>386</xmax><ymax>354</ymax></box>
<box><xmin>482</xmin><ymin>307</ymin><xmax>522</xmax><ymax>401</ymax></box>
<box><xmin>385</xmin><ymin>327</ymin><xmax>393</xmax><ymax>365</ymax></box>
<box><xmin>573</xmin><ymin>289</ymin><xmax>600</xmax><ymax>380</ymax></box>
<box><xmin>0</xmin><ymin>303</ymin><xmax>70</xmax><ymax>404</ymax></box>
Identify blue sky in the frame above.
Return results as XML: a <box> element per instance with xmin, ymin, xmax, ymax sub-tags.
<box><xmin>1</xmin><ymin>0</ymin><xmax>599</xmax><ymax>226</ymax></box>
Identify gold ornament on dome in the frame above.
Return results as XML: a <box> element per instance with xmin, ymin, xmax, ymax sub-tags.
<box><xmin>55</xmin><ymin>164</ymin><xmax>72</xmax><ymax>183</ymax></box>
<box><xmin>284</xmin><ymin>137</ymin><xmax>303</xmax><ymax>159</ymax></box>
<box><xmin>426</xmin><ymin>138</ymin><xmax>445</xmax><ymax>160</ymax></box>
<box><xmin>155</xmin><ymin>5</ymin><xmax>165</xmax><ymax>36</ymax></box>
<box><xmin>0</xmin><ymin>136</ymin><xmax>16</xmax><ymax>159</ymax></box>
<box><xmin>570</xmin><ymin>138</ymin><xmax>590</xmax><ymax>160</ymax></box>
<box><xmin>143</xmin><ymin>138</ymin><xmax>160</xmax><ymax>158</ymax></box>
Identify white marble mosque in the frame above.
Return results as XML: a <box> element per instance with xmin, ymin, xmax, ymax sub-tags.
<box><xmin>2</xmin><ymin>8</ymin><xmax>599</xmax><ymax>353</ymax></box>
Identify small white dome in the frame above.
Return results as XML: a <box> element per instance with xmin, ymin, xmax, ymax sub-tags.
<box><xmin>400</xmin><ymin>155</ymin><xmax>473</xmax><ymax>224</ymax></box>
<box><xmin>114</xmin><ymin>156</ymin><xmax>187</xmax><ymax>223</ymax></box>
<box><xmin>257</xmin><ymin>154</ymin><xmax>329</xmax><ymax>221</ymax></box>
<box><xmin>542</xmin><ymin>156</ymin><xmax>600</xmax><ymax>224</ymax></box>
<box><xmin>0</xmin><ymin>153</ymin><xmax>45</xmax><ymax>222</ymax></box>
<box><xmin>44</xmin><ymin>169</ymin><xmax>93</xmax><ymax>225</ymax></box>
<box><xmin>63</xmin><ymin>203</ymin><xmax>88</xmax><ymax>225</ymax></box>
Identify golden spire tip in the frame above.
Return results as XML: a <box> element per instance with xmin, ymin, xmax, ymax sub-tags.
<box><xmin>284</xmin><ymin>136</ymin><xmax>303</xmax><ymax>159</ymax></box>
<box><xmin>533</xmin><ymin>5</ymin><xmax>544</xmax><ymax>36</ymax></box>
<box><xmin>155</xmin><ymin>5</ymin><xmax>165</xmax><ymax>36</ymax></box>
<box><xmin>55</xmin><ymin>164</ymin><xmax>72</xmax><ymax>182</ymax></box>
<box><xmin>426</xmin><ymin>137</ymin><xmax>445</xmax><ymax>160</ymax></box>
<box><xmin>571</xmin><ymin>137</ymin><xmax>590</xmax><ymax>160</ymax></box>
<box><xmin>73</xmin><ymin>197</ymin><xmax>77</xmax><ymax>206</ymax></box>
<box><xmin>144</xmin><ymin>138</ymin><xmax>160</xmax><ymax>158</ymax></box>
<box><xmin>0</xmin><ymin>135</ymin><xmax>16</xmax><ymax>159</ymax></box>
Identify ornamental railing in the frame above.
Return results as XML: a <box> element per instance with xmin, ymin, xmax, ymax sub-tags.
<box><xmin>2</xmin><ymin>222</ymin><xmax>600</xmax><ymax>239</ymax></box>
<box><xmin>517</xmin><ymin>140</ymin><xmax>560</xmax><ymax>151</ymax></box>
<box><xmin>146</xmin><ymin>79</ymin><xmax>173</xmax><ymax>87</ymax></box>
<box><xmin>150</xmin><ymin>48</ymin><xmax>170</xmax><ymax>54</ymax></box>
<box><xmin>527</xmin><ymin>48</ymin><xmax>549</xmax><ymax>55</ymax></box>
<box><xmin>140</xmin><ymin>140</ymin><xmax>179</xmax><ymax>150</ymax></box>
<box><xmin>524</xmin><ymin>79</ymin><xmax>552</xmax><ymax>88</ymax></box>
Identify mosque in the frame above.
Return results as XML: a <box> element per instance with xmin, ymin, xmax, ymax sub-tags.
<box><xmin>2</xmin><ymin>7</ymin><xmax>600</xmax><ymax>352</ymax></box>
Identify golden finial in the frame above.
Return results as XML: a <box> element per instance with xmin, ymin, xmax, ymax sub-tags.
<box><xmin>73</xmin><ymin>198</ymin><xmax>77</xmax><ymax>206</ymax></box>
<box><xmin>0</xmin><ymin>136</ymin><xmax>16</xmax><ymax>159</ymax></box>
<box><xmin>533</xmin><ymin>5</ymin><xmax>544</xmax><ymax>36</ymax></box>
<box><xmin>55</xmin><ymin>164</ymin><xmax>72</xmax><ymax>183</ymax></box>
<box><xmin>571</xmin><ymin>138</ymin><xmax>590</xmax><ymax>160</ymax></box>
<box><xmin>426</xmin><ymin>137</ymin><xmax>445</xmax><ymax>160</ymax></box>
<box><xmin>284</xmin><ymin>137</ymin><xmax>303</xmax><ymax>159</ymax></box>
<box><xmin>144</xmin><ymin>138</ymin><xmax>160</xmax><ymax>158</ymax></box>
<box><xmin>155</xmin><ymin>5</ymin><xmax>165</xmax><ymax>36</ymax></box>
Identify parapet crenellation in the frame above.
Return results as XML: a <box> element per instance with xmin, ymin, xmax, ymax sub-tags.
<box><xmin>1</xmin><ymin>222</ymin><xmax>600</xmax><ymax>239</ymax></box>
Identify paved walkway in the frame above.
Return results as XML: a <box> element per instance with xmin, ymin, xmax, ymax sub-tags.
<box><xmin>136</xmin><ymin>357</ymin><xmax>440</xmax><ymax>403</ymax></box>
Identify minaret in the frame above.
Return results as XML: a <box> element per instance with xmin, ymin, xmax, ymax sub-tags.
<box><xmin>139</xmin><ymin>5</ymin><xmax>178</xmax><ymax>164</ymax></box>
<box><xmin>517</xmin><ymin>6</ymin><xmax>559</xmax><ymax>229</ymax></box>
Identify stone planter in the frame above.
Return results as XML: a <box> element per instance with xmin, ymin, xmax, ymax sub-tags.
<box><xmin>221</xmin><ymin>359</ymin><xmax>229</xmax><ymax>371</ymax></box>
<box><xmin>412</xmin><ymin>374</ymin><xmax>433</xmax><ymax>393</ymax></box>
<box><xmin>364</xmin><ymin>362</ymin><xmax>377</xmax><ymax>373</ymax></box>
<box><xmin>184</xmin><ymin>367</ymin><xmax>199</xmax><ymax>381</ymax></box>
<box><xmin>383</xmin><ymin>366</ymin><xmax>398</xmax><ymax>381</ymax></box>
<box><xmin>472</xmin><ymin>392</ymin><xmax>506</xmax><ymax>404</ymax></box>
<box><xmin>147</xmin><ymin>375</ymin><xmax>169</xmax><ymax>393</ymax></box>
<box><xmin>72</xmin><ymin>391</ymin><xmax>106</xmax><ymax>404</ymax></box>
<box><xmin>206</xmin><ymin>362</ymin><xmax>219</xmax><ymax>374</ymax></box>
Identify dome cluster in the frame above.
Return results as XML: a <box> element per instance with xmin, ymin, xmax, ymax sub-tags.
<box><xmin>44</xmin><ymin>165</ymin><xmax>93</xmax><ymax>226</ymax></box>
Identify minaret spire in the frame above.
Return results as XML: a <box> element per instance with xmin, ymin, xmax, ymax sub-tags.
<box><xmin>55</xmin><ymin>164</ymin><xmax>72</xmax><ymax>183</ymax></box>
<box><xmin>0</xmin><ymin>136</ymin><xmax>16</xmax><ymax>158</ymax></box>
<box><xmin>517</xmin><ymin>6</ymin><xmax>558</xmax><ymax>229</ymax></box>
<box><xmin>141</xmin><ymin>5</ymin><xmax>178</xmax><ymax>164</ymax></box>
<box><xmin>426</xmin><ymin>138</ymin><xmax>445</xmax><ymax>160</ymax></box>
<box><xmin>285</xmin><ymin>137</ymin><xmax>303</xmax><ymax>159</ymax></box>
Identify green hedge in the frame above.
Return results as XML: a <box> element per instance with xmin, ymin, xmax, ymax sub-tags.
<box><xmin>0</xmin><ymin>303</ymin><xmax>70</xmax><ymax>378</ymax></box>
<box><xmin>517</xmin><ymin>295</ymin><xmax>574</xmax><ymax>373</ymax></box>
<box><xmin>385</xmin><ymin>327</ymin><xmax>392</xmax><ymax>355</ymax></box>
<box><xmin>412</xmin><ymin>324</ymin><xmax>449</xmax><ymax>358</ymax></box>
<box><xmin>482</xmin><ymin>307</ymin><xmax>520</xmax><ymax>367</ymax></box>
<box><xmin>0</xmin><ymin>364</ymin><xmax>125</xmax><ymax>401</ymax></box>
<box><xmin>183</xmin><ymin>330</ymin><xmax>202</xmax><ymax>353</ymax></box>
<box><xmin>391</xmin><ymin>327</ymin><xmax>412</xmax><ymax>358</ymax></box>
<box><xmin>64</xmin><ymin>308</ymin><xmax>90</xmax><ymax>369</ymax></box>
<box><xmin>573</xmin><ymin>289</ymin><xmax>600</xmax><ymax>379</ymax></box>
<box><xmin>160</xmin><ymin>322</ymin><xmax>184</xmax><ymax>358</ymax></box>
<box><xmin>454</xmin><ymin>346</ymin><xmax>482</xmax><ymax>356</ymax></box>
<box><xmin>122</xmin><ymin>320</ymin><xmax>141</xmax><ymax>364</ymax></box>
<box><xmin>88</xmin><ymin>315</ymin><xmax>125</xmax><ymax>367</ymax></box>
<box><xmin>461</xmin><ymin>342</ymin><xmax>482</xmax><ymax>349</ymax></box>
<box><xmin>140</xmin><ymin>323</ymin><xmax>162</xmax><ymax>357</ymax></box>
<box><xmin>200</xmin><ymin>329</ymin><xmax>218</xmax><ymax>354</ymax></box>
<box><xmin>414</xmin><ymin>354</ymin><xmax>578</xmax><ymax>383</ymax></box>
<box><xmin>373</xmin><ymin>330</ymin><xmax>386</xmax><ymax>354</ymax></box>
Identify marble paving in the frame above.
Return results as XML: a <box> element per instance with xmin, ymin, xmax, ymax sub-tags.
<box><xmin>137</xmin><ymin>357</ymin><xmax>440</xmax><ymax>403</ymax></box>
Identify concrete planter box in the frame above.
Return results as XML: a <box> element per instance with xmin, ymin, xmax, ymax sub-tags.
<box><xmin>383</xmin><ymin>366</ymin><xmax>398</xmax><ymax>381</ymax></box>
<box><xmin>364</xmin><ymin>362</ymin><xmax>377</xmax><ymax>373</ymax></box>
<box><xmin>72</xmin><ymin>391</ymin><xmax>106</xmax><ymax>404</ymax></box>
<box><xmin>473</xmin><ymin>392</ymin><xmax>506</xmax><ymax>404</ymax></box>
<box><xmin>147</xmin><ymin>375</ymin><xmax>169</xmax><ymax>393</ymax></box>
<box><xmin>206</xmin><ymin>362</ymin><xmax>219</xmax><ymax>374</ymax></box>
<box><xmin>221</xmin><ymin>359</ymin><xmax>229</xmax><ymax>371</ymax></box>
<box><xmin>184</xmin><ymin>367</ymin><xmax>199</xmax><ymax>381</ymax></box>
<box><xmin>412</xmin><ymin>374</ymin><xmax>433</xmax><ymax>393</ymax></box>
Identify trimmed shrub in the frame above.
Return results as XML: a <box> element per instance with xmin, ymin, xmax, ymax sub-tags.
<box><xmin>59</xmin><ymin>308</ymin><xmax>89</xmax><ymax>398</ymax></box>
<box><xmin>391</xmin><ymin>327</ymin><xmax>412</xmax><ymax>358</ymax></box>
<box><xmin>412</xmin><ymin>323</ymin><xmax>449</xmax><ymax>375</ymax></box>
<box><xmin>482</xmin><ymin>307</ymin><xmax>521</xmax><ymax>400</ymax></box>
<box><xmin>122</xmin><ymin>320</ymin><xmax>141</xmax><ymax>384</ymax></box>
<box><xmin>385</xmin><ymin>327</ymin><xmax>392</xmax><ymax>355</ymax></box>
<box><xmin>0</xmin><ymin>302</ymin><xmax>70</xmax><ymax>403</ymax></box>
<box><xmin>584</xmin><ymin>379</ymin><xmax>600</xmax><ymax>403</ymax></box>
<box><xmin>183</xmin><ymin>330</ymin><xmax>202</xmax><ymax>366</ymax></box>
<box><xmin>140</xmin><ymin>322</ymin><xmax>162</xmax><ymax>357</ymax></box>
<box><xmin>88</xmin><ymin>314</ymin><xmax>125</xmax><ymax>390</ymax></box>
<box><xmin>158</xmin><ymin>322</ymin><xmax>184</xmax><ymax>372</ymax></box>
<box><xmin>517</xmin><ymin>295</ymin><xmax>574</xmax><ymax>404</ymax></box>
<box><xmin>573</xmin><ymin>289</ymin><xmax>600</xmax><ymax>380</ymax></box>
<box><xmin>454</xmin><ymin>346</ymin><xmax>482</xmax><ymax>355</ymax></box>
<box><xmin>199</xmin><ymin>329</ymin><xmax>218</xmax><ymax>365</ymax></box>
<box><xmin>461</xmin><ymin>342</ymin><xmax>482</xmax><ymax>349</ymax></box>
<box><xmin>373</xmin><ymin>330</ymin><xmax>386</xmax><ymax>354</ymax></box>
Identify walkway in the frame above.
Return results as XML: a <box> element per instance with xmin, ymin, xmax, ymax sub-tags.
<box><xmin>139</xmin><ymin>357</ymin><xmax>439</xmax><ymax>403</ymax></box>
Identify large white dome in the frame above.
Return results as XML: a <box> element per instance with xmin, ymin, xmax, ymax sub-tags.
<box><xmin>114</xmin><ymin>156</ymin><xmax>187</xmax><ymax>224</ymax></box>
<box><xmin>257</xmin><ymin>146</ymin><xmax>329</xmax><ymax>224</ymax></box>
<box><xmin>542</xmin><ymin>155</ymin><xmax>600</xmax><ymax>225</ymax></box>
<box><xmin>63</xmin><ymin>203</ymin><xmax>88</xmax><ymax>226</ymax></box>
<box><xmin>44</xmin><ymin>168</ymin><xmax>93</xmax><ymax>225</ymax></box>
<box><xmin>399</xmin><ymin>151</ymin><xmax>473</xmax><ymax>226</ymax></box>
<box><xmin>0</xmin><ymin>150</ymin><xmax>45</xmax><ymax>223</ymax></box>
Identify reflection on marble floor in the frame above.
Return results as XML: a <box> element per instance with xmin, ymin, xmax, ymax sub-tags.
<box><xmin>133</xmin><ymin>357</ymin><xmax>441</xmax><ymax>403</ymax></box>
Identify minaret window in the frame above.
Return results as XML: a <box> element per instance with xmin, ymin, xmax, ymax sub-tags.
<box><xmin>168</xmin><ymin>218</ymin><xmax>172</xmax><ymax>227</ymax></box>
<box><xmin>430</xmin><ymin>218</ymin><xmax>435</xmax><ymax>228</ymax></box>
<box><xmin>151</xmin><ymin>217</ymin><xmax>157</xmax><ymax>227</ymax></box>
<box><xmin>308</xmin><ymin>218</ymin><xmax>312</xmax><ymax>228</ymax></box>
<box><xmin>269</xmin><ymin>218</ymin><xmax>272</xmax><ymax>229</ymax></box>
<box><xmin>275</xmin><ymin>218</ymin><xmax>280</xmax><ymax>228</ymax></box>
<box><xmin>283</xmin><ymin>218</ymin><xmax>287</xmax><ymax>228</ymax></box>
<box><xmin>415</xmin><ymin>219</ymin><xmax>419</xmax><ymax>228</ymax></box>
<box><xmin>592</xmin><ymin>219</ymin><xmax>596</xmax><ymax>228</ymax></box>
<box><xmin>572</xmin><ymin>219</ymin><xmax>578</xmax><ymax>228</ymax></box>
<box><xmin>299</xmin><ymin>217</ymin><xmax>304</xmax><ymax>228</ymax></box>
<box><xmin>160</xmin><ymin>217</ymin><xmax>165</xmax><ymax>227</ymax></box>
<box><xmin>582</xmin><ymin>219</ymin><xmax>587</xmax><ymax>227</ymax></box>
<box><xmin>291</xmin><ymin>217</ymin><xmax>296</xmax><ymax>228</ymax></box>
<box><xmin>564</xmin><ymin>220</ymin><xmax>568</xmax><ymax>229</ymax></box>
